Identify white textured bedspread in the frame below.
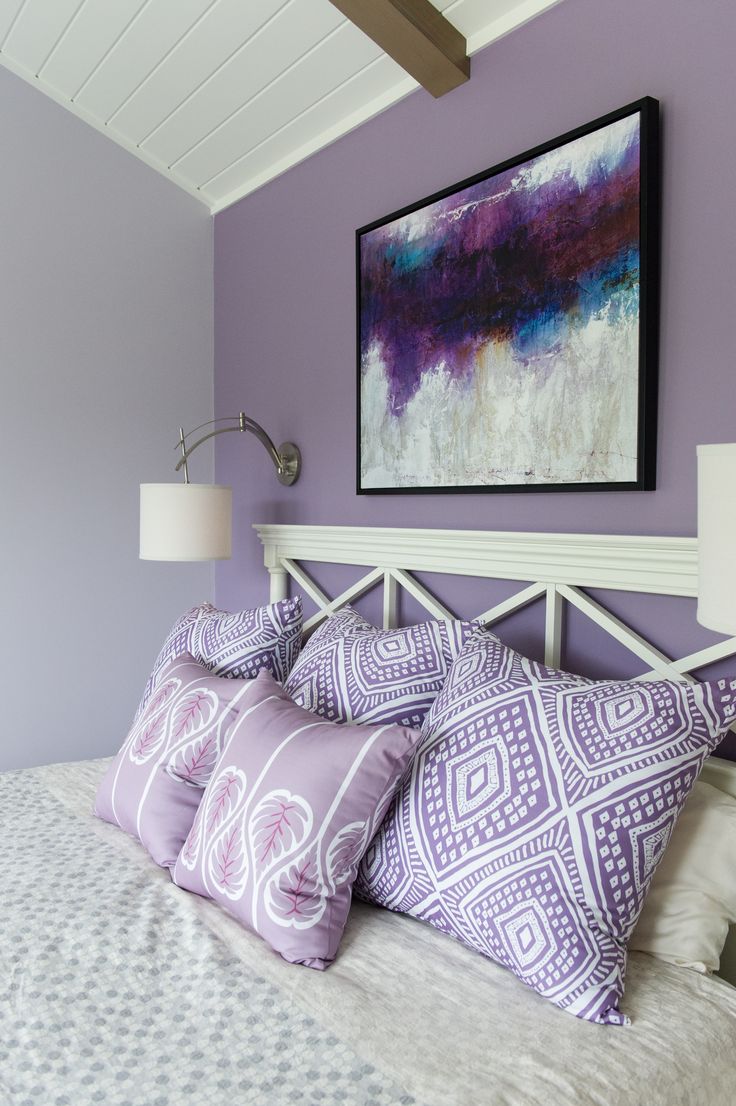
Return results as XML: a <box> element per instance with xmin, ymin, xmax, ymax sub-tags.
<box><xmin>1</xmin><ymin>759</ymin><xmax>735</xmax><ymax>1106</ymax></box>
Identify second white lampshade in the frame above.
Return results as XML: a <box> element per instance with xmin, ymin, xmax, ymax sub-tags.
<box><xmin>697</xmin><ymin>443</ymin><xmax>736</xmax><ymax>635</ymax></box>
<box><xmin>140</xmin><ymin>483</ymin><xmax>232</xmax><ymax>561</ymax></box>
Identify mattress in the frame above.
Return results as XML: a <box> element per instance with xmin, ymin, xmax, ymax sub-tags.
<box><xmin>2</xmin><ymin>759</ymin><xmax>735</xmax><ymax>1106</ymax></box>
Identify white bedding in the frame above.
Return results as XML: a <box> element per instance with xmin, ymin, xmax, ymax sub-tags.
<box><xmin>2</xmin><ymin>758</ymin><xmax>735</xmax><ymax>1106</ymax></box>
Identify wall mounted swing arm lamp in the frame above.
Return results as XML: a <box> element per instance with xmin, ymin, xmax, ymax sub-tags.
<box><xmin>140</xmin><ymin>411</ymin><xmax>301</xmax><ymax>562</ymax></box>
<box><xmin>174</xmin><ymin>412</ymin><xmax>301</xmax><ymax>487</ymax></box>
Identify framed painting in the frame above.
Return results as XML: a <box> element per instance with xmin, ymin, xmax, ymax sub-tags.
<box><xmin>356</xmin><ymin>97</ymin><xmax>660</xmax><ymax>494</ymax></box>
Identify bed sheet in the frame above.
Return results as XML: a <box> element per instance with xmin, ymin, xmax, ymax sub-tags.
<box><xmin>1</xmin><ymin>759</ymin><xmax>735</xmax><ymax>1106</ymax></box>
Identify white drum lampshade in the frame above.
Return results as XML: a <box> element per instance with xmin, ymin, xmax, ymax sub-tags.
<box><xmin>697</xmin><ymin>444</ymin><xmax>736</xmax><ymax>634</ymax></box>
<box><xmin>140</xmin><ymin>483</ymin><xmax>232</xmax><ymax>561</ymax></box>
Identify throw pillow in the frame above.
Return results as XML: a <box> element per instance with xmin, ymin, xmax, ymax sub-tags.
<box><xmin>283</xmin><ymin>606</ymin><xmax>477</xmax><ymax>728</ymax></box>
<box><xmin>630</xmin><ymin>779</ymin><xmax>736</xmax><ymax>972</ymax></box>
<box><xmin>135</xmin><ymin>597</ymin><xmax>302</xmax><ymax>720</ymax></box>
<box><xmin>96</xmin><ymin>653</ymin><xmax>252</xmax><ymax>866</ymax></box>
<box><xmin>173</xmin><ymin>669</ymin><xmax>421</xmax><ymax>969</ymax></box>
<box><xmin>355</xmin><ymin>631</ymin><xmax>736</xmax><ymax>1024</ymax></box>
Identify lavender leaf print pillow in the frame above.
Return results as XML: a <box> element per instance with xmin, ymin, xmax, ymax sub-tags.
<box><xmin>355</xmin><ymin>631</ymin><xmax>736</xmax><ymax>1025</ymax></box>
<box><xmin>283</xmin><ymin>607</ymin><xmax>477</xmax><ymax>728</ymax></box>
<box><xmin>135</xmin><ymin>597</ymin><xmax>303</xmax><ymax>720</ymax></box>
<box><xmin>95</xmin><ymin>654</ymin><xmax>253</xmax><ymax>867</ymax></box>
<box><xmin>173</xmin><ymin>669</ymin><xmax>421</xmax><ymax>969</ymax></box>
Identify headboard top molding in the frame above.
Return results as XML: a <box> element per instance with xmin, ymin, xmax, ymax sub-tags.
<box><xmin>254</xmin><ymin>524</ymin><xmax>698</xmax><ymax>596</ymax></box>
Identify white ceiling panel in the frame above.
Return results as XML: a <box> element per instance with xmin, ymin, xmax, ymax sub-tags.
<box><xmin>0</xmin><ymin>0</ymin><xmax>564</xmax><ymax>212</ymax></box>
<box><xmin>143</xmin><ymin>3</ymin><xmax>347</xmax><ymax>170</ymax></box>
<box><xmin>108</xmin><ymin>0</ymin><xmax>289</xmax><ymax>144</ymax></box>
<box><xmin>74</xmin><ymin>0</ymin><xmax>214</xmax><ymax>122</ymax></box>
<box><xmin>39</xmin><ymin>0</ymin><xmax>144</xmax><ymax>100</ymax></box>
<box><xmin>171</xmin><ymin>21</ymin><xmax>383</xmax><ymax>188</ymax></box>
<box><xmin>3</xmin><ymin>0</ymin><xmax>82</xmax><ymax>75</ymax></box>
<box><xmin>205</xmin><ymin>53</ymin><xmax>410</xmax><ymax>207</ymax></box>
<box><xmin>0</xmin><ymin>2</ymin><xmax>25</xmax><ymax>45</ymax></box>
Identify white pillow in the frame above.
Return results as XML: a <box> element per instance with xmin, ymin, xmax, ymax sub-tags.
<box><xmin>631</xmin><ymin>780</ymin><xmax>736</xmax><ymax>973</ymax></box>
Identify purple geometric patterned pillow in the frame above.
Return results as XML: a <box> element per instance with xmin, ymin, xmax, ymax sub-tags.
<box><xmin>355</xmin><ymin>632</ymin><xmax>736</xmax><ymax>1025</ymax></box>
<box><xmin>283</xmin><ymin>607</ymin><xmax>477</xmax><ymax>728</ymax></box>
<box><xmin>96</xmin><ymin>654</ymin><xmax>253</xmax><ymax>867</ymax></box>
<box><xmin>173</xmin><ymin>669</ymin><xmax>421</xmax><ymax>969</ymax></box>
<box><xmin>135</xmin><ymin>597</ymin><xmax>302</xmax><ymax>720</ymax></box>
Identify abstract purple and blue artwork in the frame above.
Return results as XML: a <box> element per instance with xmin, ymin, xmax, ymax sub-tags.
<box><xmin>358</xmin><ymin>99</ymin><xmax>659</xmax><ymax>493</ymax></box>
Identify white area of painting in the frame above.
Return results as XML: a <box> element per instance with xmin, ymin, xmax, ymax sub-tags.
<box><xmin>360</xmin><ymin>311</ymin><xmax>640</xmax><ymax>489</ymax></box>
<box><xmin>518</xmin><ymin>115</ymin><xmax>639</xmax><ymax>193</ymax></box>
<box><xmin>388</xmin><ymin>116</ymin><xmax>639</xmax><ymax>244</ymax></box>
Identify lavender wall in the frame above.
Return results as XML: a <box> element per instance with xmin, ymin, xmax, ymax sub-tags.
<box><xmin>0</xmin><ymin>67</ymin><xmax>213</xmax><ymax>771</ymax></box>
<box><xmin>214</xmin><ymin>0</ymin><xmax>736</xmax><ymax>756</ymax></box>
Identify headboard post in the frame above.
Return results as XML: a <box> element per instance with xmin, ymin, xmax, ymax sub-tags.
<box><xmin>261</xmin><ymin>535</ymin><xmax>289</xmax><ymax>603</ymax></box>
<box><xmin>268</xmin><ymin>568</ymin><xmax>288</xmax><ymax>603</ymax></box>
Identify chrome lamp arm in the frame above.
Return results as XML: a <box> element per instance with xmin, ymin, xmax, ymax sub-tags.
<box><xmin>174</xmin><ymin>412</ymin><xmax>300</xmax><ymax>486</ymax></box>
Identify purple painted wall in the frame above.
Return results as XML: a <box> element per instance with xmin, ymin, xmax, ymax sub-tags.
<box><xmin>214</xmin><ymin>0</ymin><xmax>736</xmax><ymax>757</ymax></box>
<box><xmin>1</xmin><ymin>66</ymin><xmax>213</xmax><ymax>772</ymax></box>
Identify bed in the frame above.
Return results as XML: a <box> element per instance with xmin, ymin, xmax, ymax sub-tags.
<box><xmin>3</xmin><ymin>524</ymin><xmax>736</xmax><ymax>1106</ymax></box>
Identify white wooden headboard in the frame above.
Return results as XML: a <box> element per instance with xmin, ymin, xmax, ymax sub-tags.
<box><xmin>254</xmin><ymin>523</ymin><xmax>736</xmax><ymax>980</ymax></box>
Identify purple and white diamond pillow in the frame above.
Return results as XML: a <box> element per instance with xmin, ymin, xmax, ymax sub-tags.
<box><xmin>173</xmin><ymin>669</ymin><xmax>422</xmax><ymax>969</ymax></box>
<box><xmin>136</xmin><ymin>597</ymin><xmax>302</xmax><ymax>720</ymax></box>
<box><xmin>355</xmin><ymin>631</ymin><xmax>736</xmax><ymax>1025</ymax></box>
<box><xmin>96</xmin><ymin>653</ymin><xmax>253</xmax><ymax>867</ymax></box>
<box><xmin>283</xmin><ymin>607</ymin><xmax>477</xmax><ymax>728</ymax></box>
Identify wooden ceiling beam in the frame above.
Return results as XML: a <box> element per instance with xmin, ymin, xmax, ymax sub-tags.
<box><xmin>328</xmin><ymin>0</ymin><xmax>470</xmax><ymax>98</ymax></box>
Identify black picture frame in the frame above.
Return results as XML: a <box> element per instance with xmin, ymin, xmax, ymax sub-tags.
<box><xmin>356</xmin><ymin>97</ymin><xmax>660</xmax><ymax>496</ymax></box>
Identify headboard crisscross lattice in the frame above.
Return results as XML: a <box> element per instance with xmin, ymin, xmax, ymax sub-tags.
<box><xmin>255</xmin><ymin>524</ymin><xmax>736</xmax><ymax>686</ymax></box>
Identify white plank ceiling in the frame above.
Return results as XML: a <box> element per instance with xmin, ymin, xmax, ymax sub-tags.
<box><xmin>0</xmin><ymin>0</ymin><xmax>562</xmax><ymax>213</ymax></box>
